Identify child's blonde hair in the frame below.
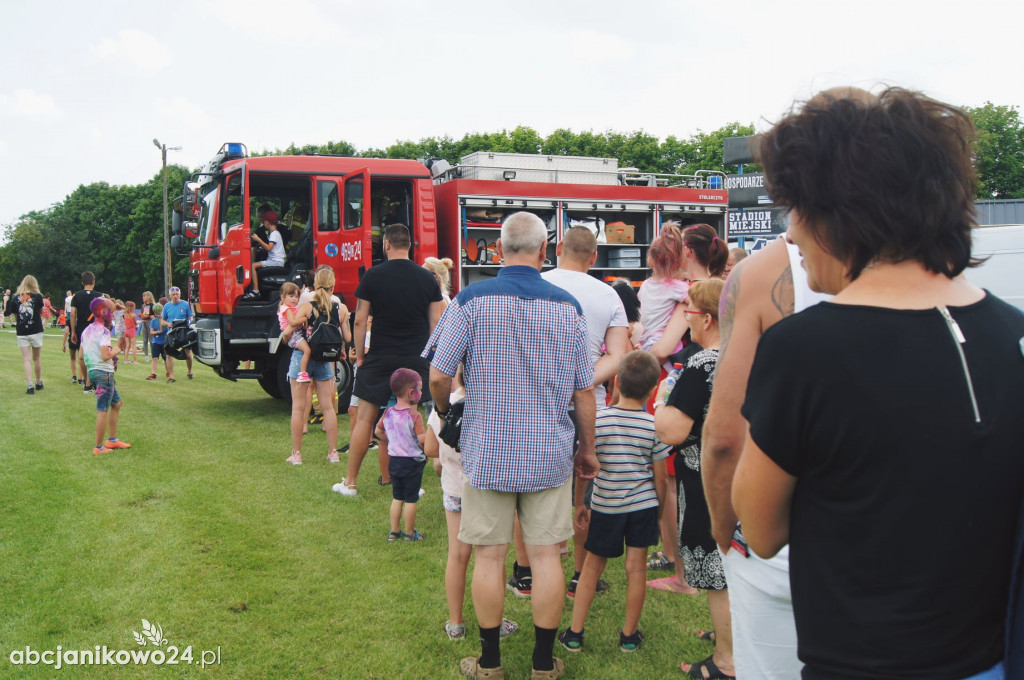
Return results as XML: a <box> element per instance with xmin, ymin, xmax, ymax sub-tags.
<box><xmin>423</xmin><ymin>257</ymin><xmax>454</xmax><ymax>296</ymax></box>
<box><xmin>280</xmin><ymin>281</ymin><xmax>300</xmax><ymax>301</ymax></box>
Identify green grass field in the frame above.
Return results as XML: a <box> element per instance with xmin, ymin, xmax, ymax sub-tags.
<box><xmin>0</xmin><ymin>327</ymin><xmax>714</xmax><ymax>679</ymax></box>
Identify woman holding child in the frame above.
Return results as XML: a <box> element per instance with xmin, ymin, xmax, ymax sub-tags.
<box><xmin>283</xmin><ymin>265</ymin><xmax>345</xmax><ymax>465</ymax></box>
<box><xmin>654</xmin><ymin>278</ymin><xmax>734</xmax><ymax>679</ymax></box>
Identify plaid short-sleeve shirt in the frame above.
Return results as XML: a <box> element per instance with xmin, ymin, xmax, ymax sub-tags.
<box><xmin>424</xmin><ymin>266</ymin><xmax>593</xmax><ymax>493</ymax></box>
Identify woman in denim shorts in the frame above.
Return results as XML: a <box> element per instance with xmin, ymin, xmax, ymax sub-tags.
<box><xmin>281</xmin><ymin>265</ymin><xmax>350</xmax><ymax>466</ymax></box>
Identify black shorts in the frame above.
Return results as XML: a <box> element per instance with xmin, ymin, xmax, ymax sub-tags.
<box><xmin>584</xmin><ymin>507</ymin><xmax>660</xmax><ymax>558</ymax></box>
<box><xmin>68</xmin><ymin>327</ymin><xmax>88</xmax><ymax>351</ymax></box>
<box><xmin>353</xmin><ymin>353</ymin><xmax>430</xmax><ymax>408</ymax></box>
<box><xmin>151</xmin><ymin>344</ymin><xmax>166</xmax><ymax>360</ymax></box>
<box><xmin>389</xmin><ymin>457</ymin><xmax>425</xmax><ymax>503</ymax></box>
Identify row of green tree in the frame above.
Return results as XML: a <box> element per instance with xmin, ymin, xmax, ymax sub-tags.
<box><xmin>259</xmin><ymin>122</ymin><xmax>757</xmax><ymax>178</ymax></box>
<box><xmin>2</xmin><ymin>104</ymin><xmax>1021</xmax><ymax>302</ymax></box>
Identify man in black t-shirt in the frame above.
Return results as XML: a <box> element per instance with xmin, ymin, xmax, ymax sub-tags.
<box><xmin>69</xmin><ymin>271</ymin><xmax>103</xmax><ymax>392</ymax></box>
<box><xmin>334</xmin><ymin>224</ymin><xmax>443</xmax><ymax>496</ymax></box>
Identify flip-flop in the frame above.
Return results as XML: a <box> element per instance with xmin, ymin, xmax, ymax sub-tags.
<box><xmin>698</xmin><ymin>630</ymin><xmax>716</xmax><ymax>643</ymax></box>
<box><xmin>647</xmin><ymin>576</ymin><xmax>700</xmax><ymax>595</ymax></box>
<box><xmin>680</xmin><ymin>654</ymin><xmax>735</xmax><ymax>679</ymax></box>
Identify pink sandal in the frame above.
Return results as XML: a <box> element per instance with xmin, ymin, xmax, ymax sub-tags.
<box><xmin>646</xmin><ymin>576</ymin><xmax>699</xmax><ymax>595</ymax></box>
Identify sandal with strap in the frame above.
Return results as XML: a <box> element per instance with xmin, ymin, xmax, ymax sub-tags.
<box><xmin>698</xmin><ymin>630</ymin><xmax>716</xmax><ymax>643</ymax></box>
<box><xmin>460</xmin><ymin>657</ymin><xmax>505</xmax><ymax>679</ymax></box>
<box><xmin>681</xmin><ymin>655</ymin><xmax>735</xmax><ymax>679</ymax></box>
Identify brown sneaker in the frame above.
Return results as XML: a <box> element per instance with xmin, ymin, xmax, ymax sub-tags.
<box><xmin>531</xmin><ymin>657</ymin><xmax>565</xmax><ymax>680</ymax></box>
<box><xmin>460</xmin><ymin>657</ymin><xmax>504</xmax><ymax>679</ymax></box>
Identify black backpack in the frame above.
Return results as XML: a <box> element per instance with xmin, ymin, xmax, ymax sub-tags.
<box><xmin>307</xmin><ymin>301</ymin><xmax>343</xmax><ymax>362</ymax></box>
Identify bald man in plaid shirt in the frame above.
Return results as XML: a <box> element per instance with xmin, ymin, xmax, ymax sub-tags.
<box><xmin>427</xmin><ymin>212</ymin><xmax>599</xmax><ymax>680</ymax></box>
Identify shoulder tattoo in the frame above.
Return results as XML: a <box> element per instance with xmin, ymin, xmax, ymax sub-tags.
<box><xmin>718</xmin><ymin>272</ymin><xmax>740</xmax><ymax>357</ymax></box>
<box><xmin>771</xmin><ymin>265</ymin><xmax>796</xmax><ymax>318</ymax></box>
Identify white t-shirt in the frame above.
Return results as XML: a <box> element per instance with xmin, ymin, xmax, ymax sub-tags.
<box><xmin>542</xmin><ymin>268</ymin><xmax>629</xmax><ymax>406</ymax></box>
<box><xmin>266</xmin><ymin>230</ymin><xmax>285</xmax><ymax>267</ymax></box>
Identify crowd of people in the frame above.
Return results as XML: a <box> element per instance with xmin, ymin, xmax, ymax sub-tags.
<box><xmin>5</xmin><ymin>85</ymin><xmax>1023</xmax><ymax>679</ymax></box>
<box><xmin>4</xmin><ymin>270</ymin><xmax>196</xmax><ymax>456</ymax></box>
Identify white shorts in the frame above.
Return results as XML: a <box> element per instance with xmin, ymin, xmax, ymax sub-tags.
<box><xmin>721</xmin><ymin>545</ymin><xmax>802</xmax><ymax>680</ymax></box>
<box><xmin>17</xmin><ymin>333</ymin><xmax>44</xmax><ymax>349</ymax></box>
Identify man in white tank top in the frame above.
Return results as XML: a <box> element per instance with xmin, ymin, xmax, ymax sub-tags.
<box><xmin>700</xmin><ymin>235</ymin><xmax>829</xmax><ymax>679</ymax></box>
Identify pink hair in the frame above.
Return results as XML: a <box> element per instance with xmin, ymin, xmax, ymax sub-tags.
<box><xmin>647</xmin><ymin>222</ymin><xmax>685</xmax><ymax>277</ymax></box>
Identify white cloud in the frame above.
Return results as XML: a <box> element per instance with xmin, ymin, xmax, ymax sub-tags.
<box><xmin>154</xmin><ymin>97</ymin><xmax>212</xmax><ymax>130</ymax></box>
<box><xmin>205</xmin><ymin>0</ymin><xmax>341</xmax><ymax>41</ymax></box>
<box><xmin>565</xmin><ymin>29</ymin><xmax>635</xmax><ymax>63</ymax></box>
<box><xmin>92</xmin><ymin>28</ymin><xmax>172</xmax><ymax>74</ymax></box>
<box><xmin>0</xmin><ymin>89</ymin><xmax>63</xmax><ymax>119</ymax></box>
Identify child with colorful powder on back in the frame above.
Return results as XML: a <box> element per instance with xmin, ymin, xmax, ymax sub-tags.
<box><xmin>637</xmin><ymin>221</ymin><xmax>688</xmax><ymax>361</ymax></box>
<box><xmin>81</xmin><ymin>297</ymin><xmax>131</xmax><ymax>455</ymax></box>
<box><xmin>278</xmin><ymin>282</ymin><xmax>312</xmax><ymax>383</ymax></box>
<box><xmin>375</xmin><ymin>368</ymin><xmax>427</xmax><ymax>542</ymax></box>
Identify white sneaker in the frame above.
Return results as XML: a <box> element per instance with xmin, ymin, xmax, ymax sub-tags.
<box><xmin>332</xmin><ymin>479</ymin><xmax>357</xmax><ymax>496</ymax></box>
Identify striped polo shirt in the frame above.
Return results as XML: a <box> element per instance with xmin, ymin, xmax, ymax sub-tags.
<box><xmin>591</xmin><ymin>407</ymin><xmax>670</xmax><ymax>514</ymax></box>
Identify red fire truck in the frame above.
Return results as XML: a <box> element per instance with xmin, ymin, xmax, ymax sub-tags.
<box><xmin>171</xmin><ymin>145</ymin><xmax>728</xmax><ymax>400</ymax></box>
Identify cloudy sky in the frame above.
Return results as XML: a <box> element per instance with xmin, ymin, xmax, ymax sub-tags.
<box><xmin>2</xmin><ymin>0</ymin><xmax>1021</xmax><ymax>228</ymax></box>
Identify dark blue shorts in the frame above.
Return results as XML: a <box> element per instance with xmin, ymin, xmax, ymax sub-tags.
<box><xmin>151</xmin><ymin>343</ymin><xmax>166</xmax><ymax>360</ymax></box>
<box><xmin>583</xmin><ymin>507</ymin><xmax>660</xmax><ymax>558</ymax></box>
<box><xmin>389</xmin><ymin>457</ymin><xmax>425</xmax><ymax>503</ymax></box>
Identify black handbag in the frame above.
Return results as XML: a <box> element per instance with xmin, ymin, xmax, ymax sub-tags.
<box><xmin>438</xmin><ymin>399</ymin><xmax>465</xmax><ymax>451</ymax></box>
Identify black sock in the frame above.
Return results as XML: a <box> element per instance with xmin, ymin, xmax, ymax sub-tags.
<box><xmin>533</xmin><ymin>626</ymin><xmax>557</xmax><ymax>671</ymax></box>
<box><xmin>572</xmin><ymin>571</ymin><xmax>581</xmax><ymax>580</ymax></box>
<box><xmin>479</xmin><ymin>625</ymin><xmax>501</xmax><ymax>669</ymax></box>
<box><xmin>514</xmin><ymin>561</ymin><xmax>532</xmax><ymax>578</ymax></box>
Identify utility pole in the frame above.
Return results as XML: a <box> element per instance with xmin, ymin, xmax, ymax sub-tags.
<box><xmin>153</xmin><ymin>138</ymin><xmax>181</xmax><ymax>296</ymax></box>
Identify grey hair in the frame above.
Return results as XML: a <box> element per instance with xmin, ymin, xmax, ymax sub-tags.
<box><xmin>500</xmin><ymin>212</ymin><xmax>548</xmax><ymax>256</ymax></box>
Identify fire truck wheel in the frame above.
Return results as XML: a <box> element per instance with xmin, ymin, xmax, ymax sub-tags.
<box><xmin>257</xmin><ymin>353</ymin><xmax>292</xmax><ymax>401</ymax></box>
<box><xmin>275</xmin><ymin>353</ymin><xmax>292</xmax><ymax>403</ymax></box>
<box><xmin>335</xmin><ymin>359</ymin><xmax>353</xmax><ymax>405</ymax></box>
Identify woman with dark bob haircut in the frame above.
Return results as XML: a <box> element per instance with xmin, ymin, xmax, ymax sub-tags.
<box><xmin>733</xmin><ymin>86</ymin><xmax>1024</xmax><ymax>679</ymax></box>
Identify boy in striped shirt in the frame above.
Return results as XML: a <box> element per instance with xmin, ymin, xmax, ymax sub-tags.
<box><xmin>560</xmin><ymin>350</ymin><xmax>670</xmax><ymax>653</ymax></box>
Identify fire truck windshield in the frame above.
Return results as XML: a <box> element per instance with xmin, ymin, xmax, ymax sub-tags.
<box><xmin>197</xmin><ymin>186</ymin><xmax>217</xmax><ymax>243</ymax></box>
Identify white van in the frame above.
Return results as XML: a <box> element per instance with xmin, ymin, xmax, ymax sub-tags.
<box><xmin>966</xmin><ymin>224</ymin><xmax>1024</xmax><ymax>312</ymax></box>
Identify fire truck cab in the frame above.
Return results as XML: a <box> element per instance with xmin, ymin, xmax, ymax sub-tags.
<box><xmin>172</xmin><ymin>143</ymin><xmax>438</xmax><ymax>400</ymax></box>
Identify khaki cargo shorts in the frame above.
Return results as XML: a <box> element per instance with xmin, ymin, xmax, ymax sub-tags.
<box><xmin>458</xmin><ymin>477</ymin><xmax>572</xmax><ymax>546</ymax></box>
